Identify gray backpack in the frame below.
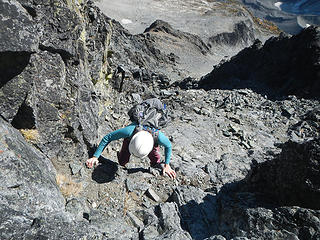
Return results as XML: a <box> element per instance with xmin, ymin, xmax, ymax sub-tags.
<box><xmin>128</xmin><ymin>98</ymin><xmax>169</xmax><ymax>129</ymax></box>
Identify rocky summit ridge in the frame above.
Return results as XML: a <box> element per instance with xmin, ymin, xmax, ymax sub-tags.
<box><xmin>0</xmin><ymin>0</ymin><xmax>319</xmax><ymax>240</ymax></box>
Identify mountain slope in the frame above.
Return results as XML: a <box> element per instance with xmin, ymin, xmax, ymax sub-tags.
<box><xmin>0</xmin><ymin>0</ymin><xmax>319</xmax><ymax>239</ymax></box>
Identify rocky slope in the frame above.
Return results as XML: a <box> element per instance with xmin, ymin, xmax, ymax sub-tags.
<box><xmin>0</xmin><ymin>0</ymin><xmax>319</xmax><ymax>240</ymax></box>
<box><xmin>197</xmin><ymin>26</ymin><xmax>320</xmax><ymax>100</ymax></box>
<box><xmin>97</xmin><ymin>0</ymin><xmax>281</xmax><ymax>79</ymax></box>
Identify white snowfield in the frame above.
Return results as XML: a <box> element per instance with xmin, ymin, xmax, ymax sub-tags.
<box><xmin>274</xmin><ymin>2</ymin><xmax>283</xmax><ymax>10</ymax></box>
<box><xmin>121</xmin><ymin>19</ymin><xmax>133</xmax><ymax>25</ymax></box>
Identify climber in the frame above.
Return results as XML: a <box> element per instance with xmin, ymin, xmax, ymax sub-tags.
<box><xmin>86</xmin><ymin>123</ymin><xmax>176</xmax><ymax>179</ymax></box>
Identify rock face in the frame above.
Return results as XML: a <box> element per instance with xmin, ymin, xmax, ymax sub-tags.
<box><xmin>214</xmin><ymin>137</ymin><xmax>320</xmax><ymax>240</ymax></box>
<box><xmin>0</xmin><ymin>0</ymin><xmax>38</xmax><ymax>52</ymax></box>
<box><xmin>0</xmin><ymin>117</ymin><xmax>111</xmax><ymax>239</ymax></box>
<box><xmin>198</xmin><ymin>26</ymin><xmax>320</xmax><ymax>100</ymax></box>
<box><xmin>0</xmin><ymin>117</ymin><xmax>64</xmax><ymax>216</ymax></box>
<box><xmin>169</xmin><ymin>138</ymin><xmax>320</xmax><ymax>240</ymax></box>
<box><xmin>1</xmin><ymin>0</ymin><xmax>320</xmax><ymax>239</ymax></box>
<box><xmin>0</xmin><ymin>0</ymin><xmax>113</xmax><ymax>175</ymax></box>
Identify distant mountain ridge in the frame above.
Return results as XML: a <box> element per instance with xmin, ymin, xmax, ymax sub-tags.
<box><xmin>238</xmin><ymin>0</ymin><xmax>320</xmax><ymax>34</ymax></box>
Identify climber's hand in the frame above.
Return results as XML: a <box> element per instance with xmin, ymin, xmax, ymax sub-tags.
<box><xmin>163</xmin><ymin>164</ymin><xmax>176</xmax><ymax>179</ymax></box>
<box><xmin>86</xmin><ymin>157</ymin><xmax>99</xmax><ymax>168</ymax></box>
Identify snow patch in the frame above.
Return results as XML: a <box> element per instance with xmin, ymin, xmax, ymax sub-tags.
<box><xmin>121</xmin><ymin>19</ymin><xmax>132</xmax><ymax>25</ymax></box>
<box><xmin>274</xmin><ymin>2</ymin><xmax>283</xmax><ymax>10</ymax></box>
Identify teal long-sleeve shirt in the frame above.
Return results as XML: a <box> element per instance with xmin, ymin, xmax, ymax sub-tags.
<box><xmin>93</xmin><ymin>123</ymin><xmax>172</xmax><ymax>164</ymax></box>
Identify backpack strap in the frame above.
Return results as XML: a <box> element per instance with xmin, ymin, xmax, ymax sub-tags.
<box><xmin>131</xmin><ymin>125</ymin><xmax>159</xmax><ymax>147</ymax></box>
<box><xmin>143</xmin><ymin>125</ymin><xmax>159</xmax><ymax>147</ymax></box>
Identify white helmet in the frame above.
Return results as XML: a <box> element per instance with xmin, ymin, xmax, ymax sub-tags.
<box><xmin>129</xmin><ymin>131</ymin><xmax>154</xmax><ymax>158</ymax></box>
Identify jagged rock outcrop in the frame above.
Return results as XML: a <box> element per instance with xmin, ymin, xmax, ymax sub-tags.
<box><xmin>217</xmin><ymin>137</ymin><xmax>320</xmax><ymax>240</ymax></box>
<box><xmin>208</xmin><ymin>21</ymin><xmax>256</xmax><ymax>48</ymax></box>
<box><xmin>198</xmin><ymin>26</ymin><xmax>320</xmax><ymax>99</ymax></box>
<box><xmin>0</xmin><ymin>0</ymin><xmax>38</xmax><ymax>120</ymax></box>
<box><xmin>0</xmin><ymin>117</ymin><xmax>115</xmax><ymax>239</ymax></box>
<box><xmin>0</xmin><ymin>117</ymin><xmax>64</xmax><ymax>216</ymax></box>
<box><xmin>0</xmin><ymin>1</ymin><xmax>135</xmax><ymax>238</ymax></box>
<box><xmin>0</xmin><ymin>0</ymin><xmax>38</xmax><ymax>53</ymax></box>
<box><xmin>108</xmin><ymin>19</ymin><xmax>212</xmax><ymax>81</ymax></box>
<box><xmin>288</xmin><ymin>107</ymin><xmax>320</xmax><ymax>141</ymax></box>
<box><xmin>0</xmin><ymin>0</ymin><xmax>114</xmax><ymax>175</ymax></box>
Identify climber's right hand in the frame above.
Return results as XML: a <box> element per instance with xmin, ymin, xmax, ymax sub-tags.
<box><xmin>86</xmin><ymin>157</ymin><xmax>99</xmax><ymax>168</ymax></box>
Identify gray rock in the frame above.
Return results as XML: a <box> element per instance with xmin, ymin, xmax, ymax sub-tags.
<box><xmin>160</xmin><ymin>89</ymin><xmax>175</xmax><ymax>96</ymax></box>
<box><xmin>0</xmin><ymin>0</ymin><xmax>39</xmax><ymax>52</ymax></box>
<box><xmin>146</xmin><ymin>188</ymin><xmax>161</xmax><ymax>202</ymax></box>
<box><xmin>127</xmin><ymin>211</ymin><xmax>144</xmax><ymax>230</ymax></box>
<box><xmin>126</xmin><ymin>178</ymin><xmax>150</xmax><ymax>193</ymax></box>
<box><xmin>199</xmin><ymin>26</ymin><xmax>320</xmax><ymax>99</ymax></box>
<box><xmin>131</xmin><ymin>93</ymin><xmax>142</xmax><ymax>103</ymax></box>
<box><xmin>193</xmin><ymin>107</ymin><xmax>201</xmax><ymax>114</ymax></box>
<box><xmin>1</xmin><ymin>0</ymin><xmax>320</xmax><ymax>239</ymax></box>
<box><xmin>65</xmin><ymin>198</ymin><xmax>90</xmax><ymax>221</ymax></box>
<box><xmin>155</xmin><ymin>202</ymin><xmax>192</xmax><ymax>240</ymax></box>
<box><xmin>205</xmin><ymin>153</ymin><xmax>251</xmax><ymax>189</ymax></box>
<box><xmin>247</xmin><ymin>138</ymin><xmax>320</xmax><ymax>209</ymax></box>
<box><xmin>0</xmin><ymin>118</ymin><xmax>64</xmax><ymax>215</ymax></box>
<box><xmin>0</xmin><ymin>53</ymin><xmax>36</xmax><ymax>122</ymax></box>
<box><xmin>172</xmin><ymin>186</ymin><xmax>219</xmax><ymax>239</ymax></box>
<box><xmin>69</xmin><ymin>163</ymin><xmax>82</xmax><ymax>175</ymax></box>
<box><xmin>281</xmin><ymin>106</ymin><xmax>295</xmax><ymax>118</ymax></box>
<box><xmin>0</xmin><ymin>118</ymin><xmax>105</xmax><ymax>239</ymax></box>
<box><xmin>89</xmin><ymin>212</ymin><xmax>138</xmax><ymax>239</ymax></box>
<box><xmin>0</xmin><ymin>0</ymin><xmax>110</xmax><ymax>169</ymax></box>
<box><xmin>0</xmin><ymin>207</ymin><xmax>105</xmax><ymax>240</ymax></box>
<box><xmin>0</xmin><ymin>0</ymin><xmax>40</xmax><ymax>121</ymax></box>
<box><xmin>142</xmin><ymin>225</ymin><xmax>160</xmax><ymax>240</ymax></box>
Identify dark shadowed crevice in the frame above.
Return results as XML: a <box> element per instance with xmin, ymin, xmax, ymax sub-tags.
<box><xmin>154</xmin><ymin>205</ymin><xmax>165</xmax><ymax>231</ymax></box>
<box><xmin>83</xmin><ymin>134</ymin><xmax>96</xmax><ymax>158</ymax></box>
<box><xmin>11</xmin><ymin>102</ymin><xmax>36</xmax><ymax>129</ymax></box>
<box><xmin>64</xmin><ymin>125</ymin><xmax>79</xmax><ymax>143</ymax></box>
<box><xmin>21</xmin><ymin>5</ymin><xmax>37</xmax><ymax>18</ymax></box>
<box><xmin>83</xmin><ymin>213</ymin><xmax>89</xmax><ymax>221</ymax></box>
<box><xmin>39</xmin><ymin>44</ymin><xmax>73</xmax><ymax>65</ymax></box>
<box><xmin>0</xmin><ymin>51</ymin><xmax>31</xmax><ymax>89</ymax></box>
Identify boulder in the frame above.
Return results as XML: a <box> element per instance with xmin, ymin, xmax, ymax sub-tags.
<box><xmin>0</xmin><ymin>117</ymin><xmax>106</xmax><ymax>239</ymax></box>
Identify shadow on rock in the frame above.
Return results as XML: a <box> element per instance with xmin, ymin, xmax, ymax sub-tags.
<box><xmin>0</xmin><ymin>52</ymin><xmax>31</xmax><ymax>88</ymax></box>
<box><xmin>172</xmin><ymin>138</ymin><xmax>320</xmax><ymax>240</ymax></box>
<box><xmin>245</xmin><ymin>138</ymin><xmax>320</xmax><ymax>210</ymax></box>
<box><xmin>92</xmin><ymin>157</ymin><xmax>118</xmax><ymax>183</ymax></box>
<box><xmin>127</xmin><ymin>167</ymin><xmax>150</xmax><ymax>174</ymax></box>
<box><xmin>195</xmin><ymin>27</ymin><xmax>320</xmax><ymax>100</ymax></box>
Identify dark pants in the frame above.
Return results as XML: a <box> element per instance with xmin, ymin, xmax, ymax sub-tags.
<box><xmin>117</xmin><ymin>138</ymin><xmax>161</xmax><ymax>167</ymax></box>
